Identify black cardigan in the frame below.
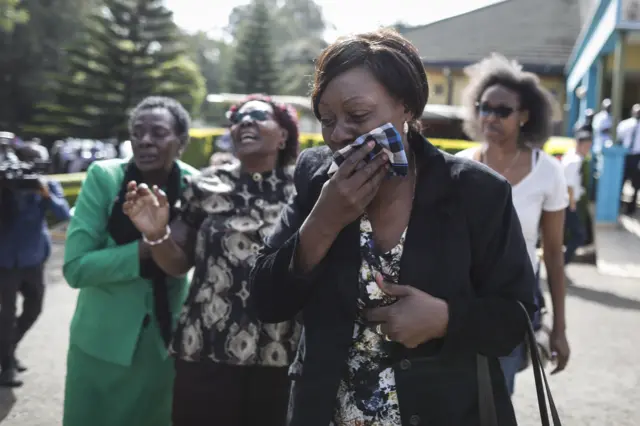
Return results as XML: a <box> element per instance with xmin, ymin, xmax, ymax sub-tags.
<box><xmin>249</xmin><ymin>137</ymin><xmax>536</xmax><ymax>426</ymax></box>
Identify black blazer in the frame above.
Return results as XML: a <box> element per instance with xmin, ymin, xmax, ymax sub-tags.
<box><xmin>250</xmin><ymin>137</ymin><xmax>536</xmax><ymax>426</ymax></box>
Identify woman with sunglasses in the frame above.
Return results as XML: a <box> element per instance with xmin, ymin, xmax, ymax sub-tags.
<box><xmin>456</xmin><ymin>54</ymin><xmax>570</xmax><ymax>395</ymax></box>
<box><xmin>122</xmin><ymin>94</ymin><xmax>301</xmax><ymax>426</ymax></box>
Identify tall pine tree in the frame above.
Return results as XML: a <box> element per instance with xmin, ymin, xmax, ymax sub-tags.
<box><xmin>227</xmin><ymin>0</ymin><xmax>279</xmax><ymax>95</ymax></box>
<box><xmin>32</xmin><ymin>0</ymin><xmax>205</xmax><ymax>140</ymax></box>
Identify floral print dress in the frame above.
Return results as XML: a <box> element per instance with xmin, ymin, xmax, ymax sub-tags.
<box><xmin>170</xmin><ymin>162</ymin><xmax>301</xmax><ymax>367</ymax></box>
<box><xmin>331</xmin><ymin>215</ymin><xmax>406</xmax><ymax>426</ymax></box>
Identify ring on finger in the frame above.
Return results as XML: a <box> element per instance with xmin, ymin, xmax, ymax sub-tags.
<box><xmin>375</xmin><ymin>324</ymin><xmax>392</xmax><ymax>341</ymax></box>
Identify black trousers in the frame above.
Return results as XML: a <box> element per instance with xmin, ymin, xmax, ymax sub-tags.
<box><xmin>623</xmin><ymin>154</ymin><xmax>640</xmax><ymax>214</ymax></box>
<box><xmin>0</xmin><ymin>264</ymin><xmax>45</xmax><ymax>370</ymax></box>
<box><xmin>172</xmin><ymin>359</ymin><xmax>290</xmax><ymax>426</ymax></box>
<box><xmin>564</xmin><ymin>208</ymin><xmax>586</xmax><ymax>264</ymax></box>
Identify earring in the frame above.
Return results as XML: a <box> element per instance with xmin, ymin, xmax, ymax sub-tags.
<box><xmin>403</xmin><ymin>121</ymin><xmax>409</xmax><ymax>134</ymax></box>
<box><xmin>279</xmin><ymin>141</ymin><xmax>285</xmax><ymax>150</ymax></box>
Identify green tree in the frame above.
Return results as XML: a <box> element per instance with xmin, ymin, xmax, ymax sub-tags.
<box><xmin>273</xmin><ymin>0</ymin><xmax>327</xmax><ymax>95</ymax></box>
<box><xmin>183</xmin><ymin>30</ymin><xmax>233</xmax><ymax>125</ymax></box>
<box><xmin>227</xmin><ymin>0</ymin><xmax>278</xmax><ymax>94</ymax></box>
<box><xmin>32</xmin><ymin>0</ymin><xmax>205</xmax><ymax>140</ymax></box>
<box><xmin>0</xmin><ymin>0</ymin><xmax>97</xmax><ymax>134</ymax></box>
<box><xmin>156</xmin><ymin>55</ymin><xmax>207</xmax><ymax>116</ymax></box>
<box><xmin>277</xmin><ymin>37</ymin><xmax>326</xmax><ymax>96</ymax></box>
<box><xmin>0</xmin><ymin>0</ymin><xmax>29</xmax><ymax>33</ymax></box>
<box><xmin>225</xmin><ymin>0</ymin><xmax>327</xmax><ymax>96</ymax></box>
<box><xmin>184</xmin><ymin>31</ymin><xmax>228</xmax><ymax>94</ymax></box>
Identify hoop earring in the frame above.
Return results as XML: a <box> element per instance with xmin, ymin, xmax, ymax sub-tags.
<box><xmin>279</xmin><ymin>141</ymin><xmax>286</xmax><ymax>150</ymax></box>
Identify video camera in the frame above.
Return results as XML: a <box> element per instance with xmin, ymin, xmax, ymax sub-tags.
<box><xmin>0</xmin><ymin>131</ymin><xmax>50</xmax><ymax>191</ymax></box>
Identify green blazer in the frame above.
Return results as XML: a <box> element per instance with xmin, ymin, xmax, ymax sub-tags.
<box><xmin>63</xmin><ymin>158</ymin><xmax>199</xmax><ymax>367</ymax></box>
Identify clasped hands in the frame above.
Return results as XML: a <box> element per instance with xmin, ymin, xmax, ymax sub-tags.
<box><xmin>365</xmin><ymin>273</ymin><xmax>449</xmax><ymax>348</ymax></box>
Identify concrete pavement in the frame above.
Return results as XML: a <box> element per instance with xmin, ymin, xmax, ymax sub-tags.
<box><xmin>1</xmin><ymin>243</ymin><xmax>639</xmax><ymax>425</ymax></box>
<box><xmin>595</xmin><ymin>214</ymin><xmax>640</xmax><ymax>279</ymax></box>
<box><xmin>0</xmin><ymin>243</ymin><xmax>70</xmax><ymax>426</ymax></box>
<box><xmin>512</xmin><ymin>263</ymin><xmax>640</xmax><ymax>425</ymax></box>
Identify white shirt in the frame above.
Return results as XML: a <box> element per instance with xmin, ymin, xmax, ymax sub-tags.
<box><xmin>457</xmin><ymin>147</ymin><xmax>569</xmax><ymax>269</ymax></box>
<box><xmin>592</xmin><ymin>110</ymin><xmax>612</xmax><ymax>151</ymax></box>
<box><xmin>561</xmin><ymin>148</ymin><xmax>584</xmax><ymax>201</ymax></box>
<box><xmin>119</xmin><ymin>140</ymin><xmax>133</xmax><ymax>160</ymax></box>
<box><xmin>31</xmin><ymin>144</ymin><xmax>49</xmax><ymax>161</ymax></box>
<box><xmin>616</xmin><ymin>117</ymin><xmax>640</xmax><ymax>154</ymax></box>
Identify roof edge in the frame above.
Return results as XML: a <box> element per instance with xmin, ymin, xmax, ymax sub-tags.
<box><xmin>422</xmin><ymin>60</ymin><xmax>565</xmax><ymax>76</ymax></box>
<box><xmin>401</xmin><ymin>0</ymin><xmax>510</xmax><ymax>35</ymax></box>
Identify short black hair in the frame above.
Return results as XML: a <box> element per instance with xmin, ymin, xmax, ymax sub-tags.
<box><xmin>311</xmin><ymin>28</ymin><xmax>429</xmax><ymax>144</ymax></box>
<box><xmin>462</xmin><ymin>53</ymin><xmax>556</xmax><ymax>147</ymax></box>
<box><xmin>129</xmin><ymin>96</ymin><xmax>191</xmax><ymax>147</ymax></box>
<box><xmin>228</xmin><ymin>94</ymin><xmax>299</xmax><ymax>166</ymax></box>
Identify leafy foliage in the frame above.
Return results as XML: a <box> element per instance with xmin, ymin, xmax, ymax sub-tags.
<box><xmin>0</xmin><ymin>0</ymin><xmax>29</xmax><ymax>33</ymax></box>
<box><xmin>183</xmin><ymin>30</ymin><xmax>233</xmax><ymax>125</ymax></box>
<box><xmin>31</xmin><ymin>0</ymin><xmax>205</xmax><ymax>140</ymax></box>
<box><xmin>0</xmin><ymin>0</ymin><xmax>97</xmax><ymax>134</ymax></box>
<box><xmin>224</xmin><ymin>0</ymin><xmax>327</xmax><ymax>96</ymax></box>
<box><xmin>0</xmin><ymin>0</ymin><xmax>329</xmax><ymax>138</ymax></box>
<box><xmin>227</xmin><ymin>0</ymin><xmax>278</xmax><ymax>94</ymax></box>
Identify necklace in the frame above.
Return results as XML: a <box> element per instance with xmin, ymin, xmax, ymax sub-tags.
<box><xmin>481</xmin><ymin>147</ymin><xmax>521</xmax><ymax>176</ymax></box>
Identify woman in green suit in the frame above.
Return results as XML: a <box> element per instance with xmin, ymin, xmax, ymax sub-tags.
<box><xmin>62</xmin><ymin>96</ymin><xmax>199</xmax><ymax>426</ymax></box>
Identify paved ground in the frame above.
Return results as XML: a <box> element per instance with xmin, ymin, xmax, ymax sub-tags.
<box><xmin>1</xmin><ymin>243</ymin><xmax>639</xmax><ymax>425</ymax></box>
<box><xmin>594</xmin><ymin>211</ymin><xmax>640</xmax><ymax>279</ymax></box>
<box><xmin>512</xmin><ymin>263</ymin><xmax>640</xmax><ymax>425</ymax></box>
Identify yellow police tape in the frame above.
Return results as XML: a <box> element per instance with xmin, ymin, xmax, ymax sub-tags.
<box><xmin>52</xmin><ymin>130</ymin><xmax>575</xmax><ymax>200</ymax></box>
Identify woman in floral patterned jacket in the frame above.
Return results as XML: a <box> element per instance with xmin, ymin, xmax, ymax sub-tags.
<box><xmin>123</xmin><ymin>94</ymin><xmax>301</xmax><ymax>426</ymax></box>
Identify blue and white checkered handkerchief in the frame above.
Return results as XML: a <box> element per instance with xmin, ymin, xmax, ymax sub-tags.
<box><xmin>327</xmin><ymin>123</ymin><xmax>408</xmax><ymax>177</ymax></box>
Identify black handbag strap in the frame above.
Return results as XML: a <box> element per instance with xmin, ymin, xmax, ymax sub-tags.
<box><xmin>518</xmin><ymin>300</ymin><xmax>561</xmax><ymax>426</ymax></box>
<box><xmin>477</xmin><ymin>301</ymin><xmax>562</xmax><ymax>426</ymax></box>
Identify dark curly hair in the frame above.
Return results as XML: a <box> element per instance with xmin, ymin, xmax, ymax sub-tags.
<box><xmin>311</xmin><ymin>28</ymin><xmax>429</xmax><ymax>148</ymax></box>
<box><xmin>129</xmin><ymin>96</ymin><xmax>191</xmax><ymax>147</ymax></box>
<box><xmin>462</xmin><ymin>53</ymin><xmax>556</xmax><ymax>147</ymax></box>
<box><xmin>227</xmin><ymin>94</ymin><xmax>299</xmax><ymax>166</ymax></box>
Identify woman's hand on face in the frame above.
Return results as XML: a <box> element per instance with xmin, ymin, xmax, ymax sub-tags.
<box><xmin>365</xmin><ymin>274</ymin><xmax>449</xmax><ymax>348</ymax></box>
<box><xmin>313</xmin><ymin>141</ymin><xmax>389</xmax><ymax>233</ymax></box>
<box><xmin>122</xmin><ymin>181</ymin><xmax>170</xmax><ymax>241</ymax></box>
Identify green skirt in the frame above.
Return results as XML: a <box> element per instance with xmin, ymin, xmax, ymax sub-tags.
<box><xmin>63</xmin><ymin>322</ymin><xmax>174</xmax><ymax>426</ymax></box>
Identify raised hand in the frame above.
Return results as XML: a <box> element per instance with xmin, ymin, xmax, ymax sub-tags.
<box><xmin>313</xmin><ymin>141</ymin><xmax>390</xmax><ymax>233</ymax></box>
<box><xmin>122</xmin><ymin>181</ymin><xmax>170</xmax><ymax>240</ymax></box>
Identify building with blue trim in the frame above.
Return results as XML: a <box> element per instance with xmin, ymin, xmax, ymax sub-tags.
<box><xmin>566</xmin><ymin>0</ymin><xmax>640</xmax><ymax>137</ymax></box>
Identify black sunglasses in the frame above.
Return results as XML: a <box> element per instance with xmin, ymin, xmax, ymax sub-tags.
<box><xmin>230</xmin><ymin>109</ymin><xmax>272</xmax><ymax>124</ymax></box>
<box><xmin>475</xmin><ymin>102</ymin><xmax>517</xmax><ymax>119</ymax></box>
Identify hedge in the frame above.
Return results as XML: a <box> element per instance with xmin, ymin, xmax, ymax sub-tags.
<box><xmin>54</xmin><ymin>128</ymin><xmax>578</xmax><ymax>206</ymax></box>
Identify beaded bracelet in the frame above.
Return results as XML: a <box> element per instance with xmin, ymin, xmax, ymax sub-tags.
<box><xmin>142</xmin><ymin>225</ymin><xmax>171</xmax><ymax>246</ymax></box>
